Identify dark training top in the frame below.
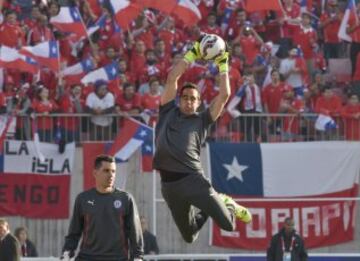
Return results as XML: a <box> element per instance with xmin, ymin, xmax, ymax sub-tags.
<box><xmin>62</xmin><ymin>188</ymin><xmax>144</xmax><ymax>261</ymax></box>
<box><xmin>153</xmin><ymin>100</ymin><xmax>214</xmax><ymax>174</ymax></box>
<box><xmin>0</xmin><ymin>233</ymin><xmax>21</xmax><ymax>261</ymax></box>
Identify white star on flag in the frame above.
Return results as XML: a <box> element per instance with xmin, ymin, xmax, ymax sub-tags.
<box><xmin>145</xmin><ymin>145</ymin><xmax>152</xmax><ymax>152</ymax></box>
<box><xmin>223</xmin><ymin>156</ymin><xmax>248</xmax><ymax>182</ymax></box>
<box><xmin>51</xmin><ymin>46</ymin><xmax>57</xmax><ymax>54</ymax></box>
<box><xmin>139</xmin><ymin>130</ymin><xmax>147</xmax><ymax>137</ymax></box>
<box><xmin>111</xmin><ymin>67</ymin><xmax>116</xmax><ymax>75</ymax></box>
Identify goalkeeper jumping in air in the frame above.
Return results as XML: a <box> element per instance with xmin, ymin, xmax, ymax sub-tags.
<box><xmin>153</xmin><ymin>34</ymin><xmax>252</xmax><ymax>243</ymax></box>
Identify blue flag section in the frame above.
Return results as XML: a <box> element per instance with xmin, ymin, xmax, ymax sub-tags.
<box><xmin>209</xmin><ymin>142</ymin><xmax>263</xmax><ymax>196</ymax></box>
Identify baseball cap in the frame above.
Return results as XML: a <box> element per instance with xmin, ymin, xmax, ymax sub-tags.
<box><xmin>94</xmin><ymin>80</ymin><xmax>107</xmax><ymax>89</ymax></box>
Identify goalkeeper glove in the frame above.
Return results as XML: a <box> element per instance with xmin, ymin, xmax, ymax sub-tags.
<box><xmin>214</xmin><ymin>51</ymin><xmax>229</xmax><ymax>74</ymax></box>
<box><xmin>183</xmin><ymin>34</ymin><xmax>206</xmax><ymax>63</ymax></box>
<box><xmin>184</xmin><ymin>41</ymin><xmax>201</xmax><ymax>64</ymax></box>
<box><xmin>60</xmin><ymin>250</ymin><xmax>75</xmax><ymax>261</ymax></box>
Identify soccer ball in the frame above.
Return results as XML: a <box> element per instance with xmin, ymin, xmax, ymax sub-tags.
<box><xmin>199</xmin><ymin>34</ymin><xmax>226</xmax><ymax>60</ymax></box>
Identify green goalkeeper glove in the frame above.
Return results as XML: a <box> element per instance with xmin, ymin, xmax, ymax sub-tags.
<box><xmin>214</xmin><ymin>51</ymin><xmax>229</xmax><ymax>74</ymax></box>
<box><xmin>184</xmin><ymin>41</ymin><xmax>202</xmax><ymax>63</ymax></box>
<box><xmin>184</xmin><ymin>34</ymin><xmax>207</xmax><ymax>63</ymax></box>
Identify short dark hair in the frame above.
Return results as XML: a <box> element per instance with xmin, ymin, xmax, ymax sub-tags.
<box><xmin>270</xmin><ymin>69</ymin><xmax>279</xmax><ymax>76</ymax></box>
<box><xmin>284</xmin><ymin>217</ymin><xmax>292</xmax><ymax>223</ymax></box>
<box><xmin>5</xmin><ymin>10</ymin><xmax>17</xmax><ymax>17</ymax></box>
<box><xmin>180</xmin><ymin>82</ymin><xmax>199</xmax><ymax>97</ymax></box>
<box><xmin>145</xmin><ymin>49</ymin><xmax>155</xmax><ymax>55</ymax></box>
<box><xmin>149</xmin><ymin>76</ymin><xmax>159</xmax><ymax>86</ymax></box>
<box><xmin>94</xmin><ymin>155</ymin><xmax>115</xmax><ymax>169</ymax></box>
<box><xmin>14</xmin><ymin>226</ymin><xmax>27</xmax><ymax>238</ymax></box>
<box><xmin>208</xmin><ymin>11</ymin><xmax>217</xmax><ymax>17</ymax></box>
<box><xmin>123</xmin><ymin>82</ymin><xmax>134</xmax><ymax>90</ymax></box>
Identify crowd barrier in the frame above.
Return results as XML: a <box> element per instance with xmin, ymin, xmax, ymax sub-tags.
<box><xmin>21</xmin><ymin>253</ymin><xmax>360</xmax><ymax>261</ymax></box>
<box><xmin>9</xmin><ymin>112</ymin><xmax>356</xmax><ymax>143</ymax></box>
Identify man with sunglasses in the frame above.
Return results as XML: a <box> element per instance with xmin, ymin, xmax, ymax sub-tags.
<box><xmin>153</xmin><ymin>35</ymin><xmax>252</xmax><ymax>243</ymax></box>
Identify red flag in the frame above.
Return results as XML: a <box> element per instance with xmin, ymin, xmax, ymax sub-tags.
<box><xmin>0</xmin><ymin>174</ymin><xmax>70</xmax><ymax>218</ymax></box>
<box><xmin>0</xmin><ymin>115</ymin><xmax>13</xmax><ymax>153</ymax></box>
<box><xmin>138</xmin><ymin>0</ymin><xmax>201</xmax><ymax>26</ymax></box>
<box><xmin>109</xmin><ymin>0</ymin><xmax>142</xmax><ymax>29</ymax></box>
<box><xmin>245</xmin><ymin>0</ymin><xmax>282</xmax><ymax>12</ymax></box>
<box><xmin>138</xmin><ymin>0</ymin><xmax>177</xmax><ymax>14</ymax></box>
<box><xmin>83</xmin><ymin>143</ymin><xmax>107</xmax><ymax>190</ymax></box>
<box><xmin>171</xmin><ymin>0</ymin><xmax>201</xmax><ymax>26</ymax></box>
<box><xmin>108</xmin><ymin>118</ymin><xmax>153</xmax><ymax>162</ymax></box>
<box><xmin>19</xmin><ymin>41</ymin><xmax>60</xmax><ymax>72</ymax></box>
<box><xmin>0</xmin><ymin>140</ymin><xmax>75</xmax><ymax>219</ymax></box>
<box><xmin>50</xmin><ymin>7</ymin><xmax>87</xmax><ymax>40</ymax></box>
<box><xmin>0</xmin><ymin>46</ymin><xmax>38</xmax><ymax>74</ymax></box>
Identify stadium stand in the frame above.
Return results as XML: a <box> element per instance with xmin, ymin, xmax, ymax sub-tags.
<box><xmin>0</xmin><ymin>0</ymin><xmax>359</xmax><ymax>259</ymax></box>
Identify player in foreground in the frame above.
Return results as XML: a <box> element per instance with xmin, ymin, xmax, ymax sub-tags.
<box><xmin>61</xmin><ymin>155</ymin><xmax>143</xmax><ymax>261</ymax></box>
<box><xmin>153</xmin><ymin>35</ymin><xmax>252</xmax><ymax>243</ymax></box>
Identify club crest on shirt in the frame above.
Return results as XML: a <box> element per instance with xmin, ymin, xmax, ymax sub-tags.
<box><xmin>113</xmin><ymin>200</ymin><xmax>122</xmax><ymax>209</ymax></box>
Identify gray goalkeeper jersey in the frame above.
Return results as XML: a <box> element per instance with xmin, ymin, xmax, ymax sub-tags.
<box><xmin>153</xmin><ymin>100</ymin><xmax>214</xmax><ymax>174</ymax></box>
<box><xmin>63</xmin><ymin>188</ymin><xmax>143</xmax><ymax>260</ymax></box>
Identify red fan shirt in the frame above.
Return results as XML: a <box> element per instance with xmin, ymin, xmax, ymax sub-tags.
<box><xmin>341</xmin><ymin>103</ymin><xmax>360</xmax><ymax>140</ymax></box>
<box><xmin>315</xmin><ymin>95</ymin><xmax>343</xmax><ymax>116</ymax></box>
<box><xmin>320</xmin><ymin>12</ymin><xmax>342</xmax><ymax>43</ymax></box>
<box><xmin>116</xmin><ymin>93</ymin><xmax>141</xmax><ymax>112</ymax></box>
<box><xmin>32</xmin><ymin>99</ymin><xmax>58</xmax><ymax>130</ymax></box>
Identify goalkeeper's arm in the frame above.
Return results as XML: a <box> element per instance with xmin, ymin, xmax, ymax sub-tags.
<box><xmin>209</xmin><ymin>52</ymin><xmax>231</xmax><ymax>121</ymax></box>
<box><xmin>161</xmin><ymin>38</ymin><xmax>203</xmax><ymax>106</ymax></box>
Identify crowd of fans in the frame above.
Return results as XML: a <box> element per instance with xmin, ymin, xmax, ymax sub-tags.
<box><xmin>0</xmin><ymin>0</ymin><xmax>360</xmax><ymax>143</ymax></box>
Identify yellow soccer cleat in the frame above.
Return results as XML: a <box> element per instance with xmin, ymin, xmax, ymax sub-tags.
<box><xmin>220</xmin><ymin>194</ymin><xmax>252</xmax><ymax>223</ymax></box>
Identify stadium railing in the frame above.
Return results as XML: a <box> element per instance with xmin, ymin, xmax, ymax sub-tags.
<box><xmin>21</xmin><ymin>253</ymin><xmax>360</xmax><ymax>261</ymax></box>
<box><xmin>10</xmin><ymin>112</ymin><xmax>353</xmax><ymax>143</ymax></box>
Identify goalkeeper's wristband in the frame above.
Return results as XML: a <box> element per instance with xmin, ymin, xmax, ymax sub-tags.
<box><xmin>215</xmin><ymin>52</ymin><xmax>229</xmax><ymax>74</ymax></box>
<box><xmin>218</xmin><ymin>63</ymin><xmax>229</xmax><ymax>74</ymax></box>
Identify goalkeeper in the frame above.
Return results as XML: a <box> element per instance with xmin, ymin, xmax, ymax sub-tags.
<box><xmin>153</xmin><ymin>35</ymin><xmax>252</xmax><ymax>243</ymax></box>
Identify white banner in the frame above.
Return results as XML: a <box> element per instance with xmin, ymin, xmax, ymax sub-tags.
<box><xmin>3</xmin><ymin>140</ymin><xmax>75</xmax><ymax>175</ymax></box>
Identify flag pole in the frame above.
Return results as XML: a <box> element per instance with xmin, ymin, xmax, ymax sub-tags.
<box><xmin>278</xmin><ymin>0</ymin><xmax>286</xmax><ymax>16</ymax></box>
<box><xmin>56</xmin><ymin>40</ymin><xmax>64</xmax><ymax>101</ymax></box>
<box><xmin>76</xmin><ymin>6</ymin><xmax>96</xmax><ymax>50</ymax></box>
<box><xmin>56</xmin><ymin>40</ymin><xmax>61</xmax><ymax>75</ymax></box>
<box><xmin>151</xmin><ymin>121</ymin><xmax>157</xmax><ymax>236</ymax></box>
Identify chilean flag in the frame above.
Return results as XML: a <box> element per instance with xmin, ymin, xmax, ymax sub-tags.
<box><xmin>87</xmin><ymin>14</ymin><xmax>107</xmax><ymax>36</ymax></box>
<box><xmin>108</xmin><ymin>0</ymin><xmax>142</xmax><ymax>29</ymax></box>
<box><xmin>209</xmin><ymin>142</ymin><xmax>359</xmax><ymax>250</ymax></box>
<box><xmin>140</xmin><ymin>123</ymin><xmax>154</xmax><ymax>172</ymax></box>
<box><xmin>338</xmin><ymin>0</ymin><xmax>357</xmax><ymax>42</ymax></box>
<box><xmin>0</xmin><ymin>46</ymin><xmax>38</xmax><ymax>74</ymax></box>
<box><xmin>62</xmin><ymin>57</ymin><xmax>95</xmax><ymax>85</ymax></box>
<box><xmin>108</xmin><ymin>118</ymin><xmax>153</xmax><ymax>162</ymax></box>
<box><xmin>81</xmin><ymin>62</ymin><xmax>118</xmax><ymax>85</ymax></box>
<box><xmin>315</xmin><ymin>114</ymin><xmax>338</xmax><ymax>131</ymax></box>
<box><xmin>19</xmin><ymin>41</ymin><xmax>60</xmax><ymax>72</ymax></box>
<box><xmin>50</xmin><ymin>7</ymin><xmax>87</xmax><ymax>40</ymax></box>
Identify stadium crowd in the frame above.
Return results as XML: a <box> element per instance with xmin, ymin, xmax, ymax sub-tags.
<box><xmin>0</xmin><ymin>0</ymin><xmax>360</xmax><ymax>143</ymax></box>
